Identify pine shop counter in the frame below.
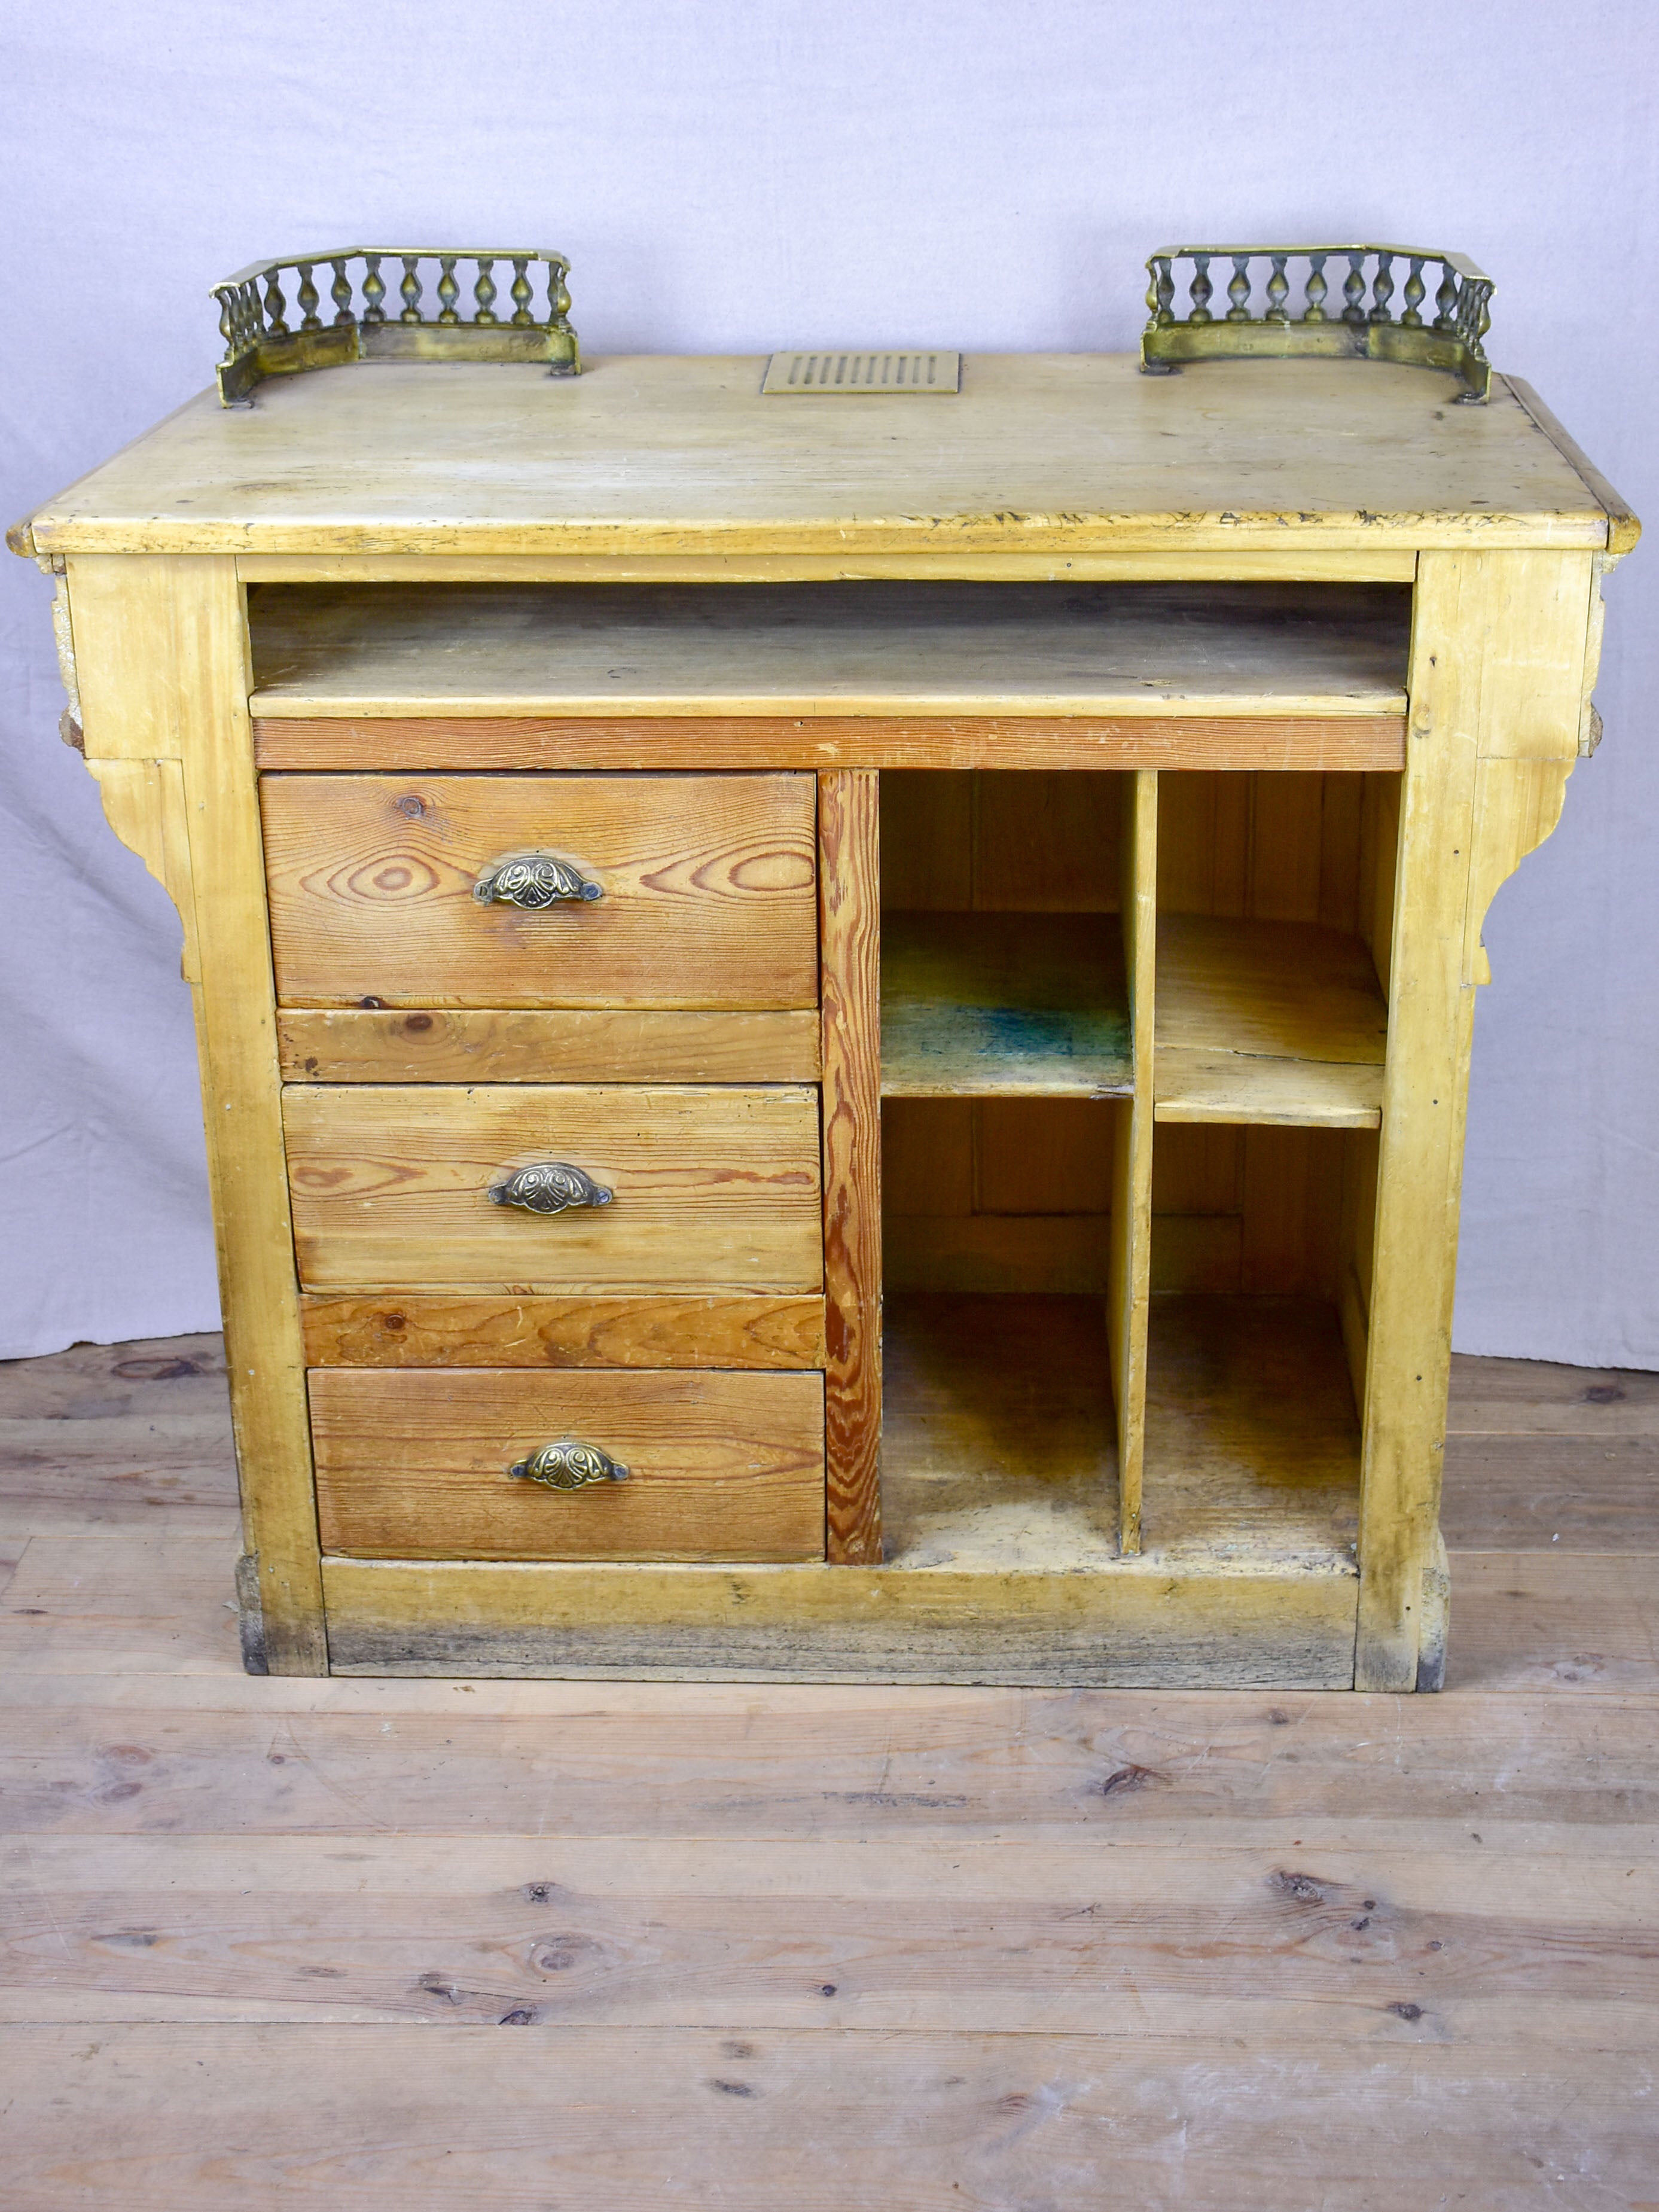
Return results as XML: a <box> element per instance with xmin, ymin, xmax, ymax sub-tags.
<box><xmin>11</xmin><ymin>244</ymin><xmax>1636</xmax><ymax>1689</ymax></box>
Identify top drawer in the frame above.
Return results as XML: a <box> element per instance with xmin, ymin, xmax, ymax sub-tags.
<box><xmin>261</xmin><ymin>772</ymin><xmax>819</xmax><ymax>1009</ymax></box>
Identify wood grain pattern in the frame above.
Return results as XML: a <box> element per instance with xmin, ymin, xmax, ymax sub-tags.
<box><xmin>252</xmin><ymin>711</ymin><xmax>1410</xmax><ymax>772</ymax></box>
<box><xmin>277</xmin><ymin>1007</ymin><xmax>821</xmax><ymax>1083</ymax></box>
<box><xmin>7</xmin><ymin>1668</ymin><xmax>1652</xmax><ymax>1842</ymax></box>
<box><xmin>310</xmin><ymin>1368</ymin><xmax>825</xmax><ymax>1562</ymax></box>
<box><xmin>63</xmin><ymin>554</ymin><xmax>325</xmax><ymax>1675</ymax></box>
<box><xmin>281</xmin><ymin>1083</ymin><xmax>824</xmax><ymax>1294</ymax></box>
<box><xmin>246</xmin><ymin>579</ymin><xmax>1410</xmax><ymax>716</ymax></box>
<box><xmin>818</xmin><ymin>772</ymin><xmax>882</xmax><ymax>1566</ymax></box>
<box><xmin>880</xmin><ymin>912</ymin><xmax>1130</xmax><ymax>1096</ymax></box>
<box><xmin>5</xmin><ymin>2023</ymin><xmax>1655</xmax><ymax>2207</ymax></box>
<box><xmin>260</xmin><ymin>771</ymin><xmax>818</xmax><ymax>1010</ymax></box>
<box><xmin>25</xmin><ymin>354</ymin><xmax>1612</xmax><ymax>557</ymax></box>
<box><xmin>300</xmin><ymin>1294</ymin><xmax>827</xmax><ymax>1370</ymax></box>
<box><xmin>11</xmin><ymin>1832</ymin><xmax>1659</xmax><ymax>2029</ymax></box>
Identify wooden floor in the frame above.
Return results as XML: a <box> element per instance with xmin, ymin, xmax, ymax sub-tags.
<box><xmin>1</xmin><ymin>1335</ymin><xmax>1656</xmax><ymax>2207</ymax></box>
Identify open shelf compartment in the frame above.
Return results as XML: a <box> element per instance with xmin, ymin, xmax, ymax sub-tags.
<box><xmin>875</xmin><ymin>762</ymin><xmax>1396</xmax><ymax>1585</ymax></box>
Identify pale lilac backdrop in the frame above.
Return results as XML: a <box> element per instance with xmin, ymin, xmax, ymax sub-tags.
<box><xmin>2</xmin><ymin>0</ymin><xmax>1655</xmax><ymax>1364</ymax></box>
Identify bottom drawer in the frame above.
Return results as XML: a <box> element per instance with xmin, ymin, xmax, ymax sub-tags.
<box><xmin>310</xmin><ymin>1368</ymin><xmax>825</xmax><ymax>1562</ymax></box>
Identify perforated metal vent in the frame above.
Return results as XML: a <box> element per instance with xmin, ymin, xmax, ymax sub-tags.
<box><xmin>761</xmin><ymin>350</ymin><xmax>961</xmax><ymax>395</ymax></box>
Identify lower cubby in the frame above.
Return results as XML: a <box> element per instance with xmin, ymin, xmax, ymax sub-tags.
<box><xmin>1140</xmin><ymin>1293</ymin><xmax>1359</xmax><ymax>1568</ymax></box>
<box><xmin>880</xmin><ymin>1290</ymin><xmax>1359</xmax><ymax>1577</ymax></box>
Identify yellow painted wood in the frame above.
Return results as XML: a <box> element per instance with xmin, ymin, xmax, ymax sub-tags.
<box><xmin>1109</xmin><ymin>770</ymin><xmax>1158</xmax><ymax>1553</ymax></box>
<box><xmin>1358</xmin><ymin>550</ymin><xmax>1548</xmax><ymax>1690</ymax></box>
<box><xmin>1463</xmin><ymin>758</ymin><xmax>1573</xmax><ymax>985</ymax></box>
<box><xmin>1154</xmin><ymin>913</ymin><xmax>1389</xmax><ymax>1127</ymax></box>
<box><xmin>320</xmin><ymin>1550</ymin><xmax>1358</xmax><ymax>1684</ymax></box>
<box><xmin>235</xmin><ymin>547</ymin><xmax>1423</xmax><ymax>583</ymax></box>
<box><xmin>22</xmin><ymin>357</ymin><xmax>1612</xmax><ymax>558</ymax></box>
<box><xmin>246</xmin><ymin>580</ymin><xmax>1410</xmax><ymax>718</ymax></box>
<box><xmin>63</xmin><ymin>554</ymin><xmax>325</xmax><ymax>1674</ymax></box>
<box><xmin>281</xmin><ymin>1083</ymin><xmax>824</xmax><ymax>1294</ymax></box>
<box><xmin>84</xmin><ymin>757</ymin><xmax>200</xmax><ymax>983</ymax></box>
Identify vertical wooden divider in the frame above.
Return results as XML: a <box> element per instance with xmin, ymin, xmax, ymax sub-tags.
<box><xmin>1108</xmin><ymin>769</ymin><xmax>1158</xmax><ymax>1555</ymax></box>
<box><xmin>819</xmin><ymin>770</ymin><xmax>882</xmax><ymax>1564</ymax></box>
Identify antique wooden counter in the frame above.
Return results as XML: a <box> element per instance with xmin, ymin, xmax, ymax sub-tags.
<box><xmin>11</xmin><ymin>331</ymin><xmax>1636</xmax><ymax>1688</ymax></box>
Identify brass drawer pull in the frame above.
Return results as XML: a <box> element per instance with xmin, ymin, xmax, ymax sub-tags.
<box><xmin>510</xmin><ymin>1439</ymin><xmax>631</xmax><ymax>1489</ymax></box>
<box><xmin>489</xmin><ymin>1161</ymin><xmax>612</xmax><ymax>1214</ymax></box>
<box><xmin>474</xmin><ymin>852</ymin><xmax>602</xmax><ymax>907</ymax></box>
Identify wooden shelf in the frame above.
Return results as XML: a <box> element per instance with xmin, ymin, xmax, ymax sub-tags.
<box><xmin>247</xmin><ymin>580</ymin><xmax>1410</xmax><ymax>720</ymax></box>
<box><xmin>882</xmin><ymin>1293</ymin><xmax>1358</xmax><ymax>1579</ymax></box>
<box><xmin>881</xmin><ymin>913</ymin><xmax>1130</xmax><ymax>1098</ymax></box>
<box><xmin>1155</xmin><ymin>913</ymin><xmax>1387</xmax><ymax>1128</ymax></box>
<box><xmin>1142</xmin><ymin>1294</ymin><xmax>1360</xmax><ymax>1568</ymax></box>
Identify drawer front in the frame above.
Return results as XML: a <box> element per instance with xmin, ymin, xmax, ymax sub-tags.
<box><xmin>311</xmin><ymin>1367</ymin><xmax>825</xmax><ymax>1561</ymax></box>
<box><xmin>261</xmin><ymin>772</ymin><xmax>818</xmax><ymax>1009</ymax></box>
<box><xmin>284</xmin><ymin>1084</ymin><xmax>824</xmax><ymax>1292</ymax></box>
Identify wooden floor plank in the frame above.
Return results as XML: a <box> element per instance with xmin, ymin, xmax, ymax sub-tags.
<box><xmin>4</xmin><ymin>1833</ymin><xmax>1657</xmax><ymax>2034</ymax></box>
<box><xmin>1447</xmin><ymin>1552</ymin><xmax>1659</xmax><ymax>1692</ymax></box>
<box><xmin>0</xmin><ymin>2024</ymin><xmax>1652</xmax><ymax>2210</ymax></box>
<box><xmin>1441</xmin><ymin>1433</ymin><xmax>1659</xmax><ymax>1548</ymax></box>
<box><xmin>0</xmin><ymin>1537</ymin><xmax>244</xmax><ymax>1676</ymax></box>
<box><xmin>0</xmin><ymin>1333</ymin><xmax>237</xmax><ymax>1540</ymax></box>
<box><xmin>1448</xmin><ymin>1351</ymin><xmax>1659</xmax><ymax>1435</ymax></box>
<box><xmin>2</xmin><ymin>1681</ymin><xmax>1655</xmax><ymax>1845</ymax></box>
<box><xmin>0</xmin><ymin>1330</ymin><xmax>1655</xmax><ymax>2209</ymax></box>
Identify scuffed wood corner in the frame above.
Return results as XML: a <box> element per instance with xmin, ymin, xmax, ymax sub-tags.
<box><xmin>234</xmin><ymin>1552</ymin><xmax>270</xmax><ymax>1675</ymax></box>
<box><xmin>1415</xmin><ymin>1531</ymin><xmax>1450</xmax><ymax>1693</ymax></box>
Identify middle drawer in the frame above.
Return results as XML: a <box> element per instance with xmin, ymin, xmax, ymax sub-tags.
<box><xmin>284</xmin><ymin>1084</ymin><xmax>824</xmax><ymax>1292</ymax></box>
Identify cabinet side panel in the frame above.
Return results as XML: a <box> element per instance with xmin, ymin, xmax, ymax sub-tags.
<box><xmin>67</xmin><ymin>553</ymin><xmax>325</xmax><ymax>1674</ymax></box>
<box><xmin>820</xmin><ymin>770</ymin><xmax>882</xmax><ymax>1564</ymax></box>
<box><xmin>1358</xmin><ymin>550</ymin><xmax>1543</xmax><ymax>1691</ymax></box>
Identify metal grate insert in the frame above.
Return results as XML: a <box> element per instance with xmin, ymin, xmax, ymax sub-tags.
<box><xmin>761</xmin><ymin>350</ymin><xmax>961</xmax><ymax>395</ymax></box>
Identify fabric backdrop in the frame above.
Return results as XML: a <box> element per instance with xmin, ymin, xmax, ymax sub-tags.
<box><xmin>2</xmin><ymin>0</ymin><xmax>1655</xmax><ymax>1365</ymax></box>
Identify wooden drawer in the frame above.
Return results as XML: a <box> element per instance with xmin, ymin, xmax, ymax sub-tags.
<box><xmin>261</xmin><ymin>771</ymin><xmax>818</xmax><ymax>1009</ymax></box>
<box><xmin>310</xmin><ymin>1367</ymin><xmax>825</xmax><ymax>1561</ymax></box>
<box><xmin>283</xmin><ymin>1083</ymin><xmax>824</xmax><ymax>1292</ymax></box>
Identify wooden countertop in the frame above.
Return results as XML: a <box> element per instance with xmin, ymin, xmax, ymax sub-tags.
<box><xmin>11</xmin><ymin>353</ymin><xmax>1628</xmax><ymax>560</ymax></box>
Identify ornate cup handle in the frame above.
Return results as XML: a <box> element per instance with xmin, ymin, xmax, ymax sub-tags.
<box><xmin>489</xmin><ymin>1162</ymin><xmax>612</xmax><ymax>1214</ymax></box>
<box><xmin>474</xmin><ymin>852</ymin><xmax>602</xmax><ymax>907</ymax></box>
<box><xmin>510</xmin><ymin>1440</ymin><xmax>631</xmax><ymax>1489</ymax></box>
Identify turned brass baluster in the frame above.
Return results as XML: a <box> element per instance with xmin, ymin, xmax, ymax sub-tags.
<box><xmin>1401</xmin><ymin>255</ymin><xmax>1426</xmax><ymax>328</ymax></box>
